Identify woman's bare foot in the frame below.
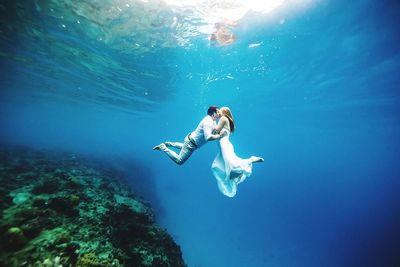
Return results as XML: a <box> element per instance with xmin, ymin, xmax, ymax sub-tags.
<box><xmin>153</xmin><ymin>143</ymin><xmax>166</xmax><ymax>150</ymax></box>
<box><xmin>250</xmin><ymin>156</ymin><xmax>264</xmax><ymax>163</ymax></box>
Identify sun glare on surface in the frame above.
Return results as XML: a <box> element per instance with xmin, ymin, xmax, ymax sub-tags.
<box><xmin>162</xmin><ymin>0</ymin><xmax>285</xmax><ymax>21</ymax></box>
<box><xmin>239</xmin><ymin>0</ymin><xmax>285</xmax><ymax>13</ymax></box>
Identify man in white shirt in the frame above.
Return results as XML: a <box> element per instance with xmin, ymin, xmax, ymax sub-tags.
<box><xmin>153</xmin><ymin>106</ymin><xmax>225</xmax><ymax>165</ymax></box>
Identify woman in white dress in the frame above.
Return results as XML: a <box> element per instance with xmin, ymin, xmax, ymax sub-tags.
<box><xmin>212</xmin><ymin>107</ymin><xmax>264</xmax><ymax>197</ymax></box>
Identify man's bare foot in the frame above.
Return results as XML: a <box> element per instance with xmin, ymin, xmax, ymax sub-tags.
<box><xmin>153</xmin><ymin>143</ymin><xmax>166</xmax><ymax>150</ymax></box>
<box><xmin>250</xmin><ymin>156</ymin><xmax>264</xmax><ymax>163</ymax></box>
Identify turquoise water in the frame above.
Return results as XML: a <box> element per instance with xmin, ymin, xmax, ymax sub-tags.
<box><xmin>1</xmin><ymin>0</ymin><xmax>400</xmax><ymax>266</ymax></box>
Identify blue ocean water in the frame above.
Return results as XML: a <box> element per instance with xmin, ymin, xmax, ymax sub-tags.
<box><xmin>1</xmin><ymin>0</ymin><xmax>399</xmax><ymax>266</ymax></box>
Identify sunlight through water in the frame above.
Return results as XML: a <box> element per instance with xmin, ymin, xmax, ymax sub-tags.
<box><xmin>1</xmin><ymin>0</ymin><xmax>313</xmax><ymax>112</ymax></box>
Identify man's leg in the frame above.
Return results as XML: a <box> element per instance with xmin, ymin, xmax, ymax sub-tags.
<box><xmin>154</xmin><ymin>136</ymin><xmax>196</xmax><ymax>165</ymax></box>
<box><xmin>165</xmin><ymin>142</ymin><xmax>183</xmax><ymax>149</ymax></box>
<box><xmin>162</xmin><ymin>142</ymin><xmax>194</xmax><ymax>165</ymax></box>
<box><xmin>153</xmin><ymin>141</ymin><xmax>183</xmax><ymax>150</ymax></box>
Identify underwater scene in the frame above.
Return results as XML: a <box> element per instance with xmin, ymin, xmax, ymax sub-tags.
<box><xmin>0</xmin><ymin>0</ymin><xmax>399</xmax><ymax>266</ymax></box>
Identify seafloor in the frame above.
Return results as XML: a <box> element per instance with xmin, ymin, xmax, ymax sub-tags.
<box><xmin>0</xmin><ymin>146</ymin><xmax>186</xmax><ymax>267</ymax></box>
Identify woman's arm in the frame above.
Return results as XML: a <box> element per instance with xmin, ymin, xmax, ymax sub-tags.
<box><xmin>205</xmin><ymin>117</ymin><xmax>226</xmax><ymax>141</ymax></box>
<box><xmin>214</xmin><ymin>116</ymin><xmax>228</xmax><ymax>133</ymax></box>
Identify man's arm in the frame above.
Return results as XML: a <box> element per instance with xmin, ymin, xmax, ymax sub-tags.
<box><xmin>204</xmin><ymin>119</ymin><xmax>226</xmax><ymax>141</ymax></box>
<box><xmin>207</xmin><ymin>132</ymin><xmax>225</xmax><ymax>141</ymax></box>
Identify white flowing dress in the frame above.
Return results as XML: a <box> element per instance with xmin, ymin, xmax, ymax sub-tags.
<box><xmin>211</xmin><ymin>128</ymin><xmax>253</xmax><ymax>197</ymax></box>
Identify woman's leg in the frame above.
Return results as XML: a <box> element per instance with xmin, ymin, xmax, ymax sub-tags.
<box><xmin>250</xmin><ymin>156</ymin><xmax>264</xmax><ymax>163</ymax></box>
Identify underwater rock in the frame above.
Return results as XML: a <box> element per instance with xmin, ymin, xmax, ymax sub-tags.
<box><xmin>48</xmin><ymin>196</ymin><xmax>79</xmax><ymax>216</ymax></box>
<box><xmin>2</xmin><ymin>227</ymin><xmax>27</xmax><ymax>251</ymax></box>
<box><xmin>76</xmin><ymin>253</ymin><xmax>114</xmax><ymax>267</ymax></box>
<box><xmin>0</xmin><ymin>189</ymin><xmax>12</xmax><ymax>211</ymax></box>
<box><xmin>64</xmin><ymin>178</ymin><xmax>82</xmax><ymax>190</ymax></box>
<box><xmin>15</xmin><ymin>206</ymin><xmax>46</xmax><ymax>222</ymax></box>
<box><xmin>11</xmin><ymin>192</ymin><xmax>31</xmax><ymax>205</ymax></box>
<box><xmin>32</xmin><ymin>197</ymin><xmax>47</xmax><ymax>208</ymax></box>
<box><xmin>32</xmin><ymin>179</ymin><xmax>60</xmax><ymax>194</ymax></box>
<box><xmin>20</xmin><ymin>216</ymin><xmax>45</xmax><ymax>238</ymax></box>
<box><xmin>0</xmin><ymin>147</ymin><xmax>186</xmax><ymax>267</ymax></box>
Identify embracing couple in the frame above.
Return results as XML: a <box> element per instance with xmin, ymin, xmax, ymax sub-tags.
<box><xmin>153</xmin><ymin>106</ymin><xmax>264</xmax><ymax>197</ymax></box>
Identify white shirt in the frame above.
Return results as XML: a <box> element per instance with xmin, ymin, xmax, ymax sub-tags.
<box><xmin>190</xmin><ymin>115</ymin><xmax>215</xmax><ymax>147</ymax></box>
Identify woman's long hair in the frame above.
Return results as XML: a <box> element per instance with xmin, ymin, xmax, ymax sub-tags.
<box><xmin>220</xmin><ymin>107</ymin><xmax>235</xmax><ymax>133</ymax></box>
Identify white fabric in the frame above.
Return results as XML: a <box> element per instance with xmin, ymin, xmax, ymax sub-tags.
<box><xmin>211</xmin><ymin>128</ymin><xmax>253</xmax><ymax>197</ymax></box>
<box><xmin>190</xmin><ymin>115</ymin><xmax>215</xmax><ymax>147</ymax></box>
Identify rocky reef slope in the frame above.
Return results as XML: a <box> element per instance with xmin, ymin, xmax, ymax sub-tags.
<box><xmin>0</xmin><ymin>147</ymin><xmax>186</xmax><ymax>267</ymax></box>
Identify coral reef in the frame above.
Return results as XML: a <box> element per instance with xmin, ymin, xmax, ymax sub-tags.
<box><xmin>0</xmin><ymin>147</ymin><xmax>186</xmax><ymax>267</ymax></box>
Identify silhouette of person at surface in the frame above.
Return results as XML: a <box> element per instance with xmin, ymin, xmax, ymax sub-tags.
<box><xmin>209</xmin><ymin>21</ymin><xmax>237</xmax><ymax>46</ymax></box>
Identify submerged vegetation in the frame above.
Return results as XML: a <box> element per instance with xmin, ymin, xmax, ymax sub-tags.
<box><xmin>0</xmin><ymin>146</ymin><xmax>186</xmax><ymax>267</ymax></box>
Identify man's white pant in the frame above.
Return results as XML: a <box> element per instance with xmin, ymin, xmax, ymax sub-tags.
<box><xmin>162</xmin><ymin>135</ymin><xmax>197</xmax><ymax>165</ymax></box>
